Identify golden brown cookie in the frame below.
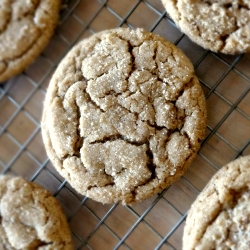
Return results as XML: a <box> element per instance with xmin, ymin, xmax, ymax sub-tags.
<box><xmin>162</xmin><ymin>0</ymin><xmax>250</xmax><ymax>54</ymax></box>
<box><xmin>0</xmin><ymin>0</ymin><xmax>61</xmax><ymax>83</ymax></box>
<box><xmin>41</xmin><ymin>28</ymin><xmax>207</xmax><ymax>205</ymax></box>
<box><xmin>0</xmin><ymin>175</ymin><xmax>73</xmax><ymax>250</ymax></box>
<box><xmin>183</xmin><ymin>155</ymin><xmax>250</xmax><ymax>250</ymax></box>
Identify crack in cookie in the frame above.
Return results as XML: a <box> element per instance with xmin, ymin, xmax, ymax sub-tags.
<box><xmin>42</xmin><ymin>28</ymin><xmax>207</xmax><ymax>205</ymax></box>
<box><xmin>162</xmin><ymin>0</ymin><xmax>250</xmax><ymax>54</ymax></box>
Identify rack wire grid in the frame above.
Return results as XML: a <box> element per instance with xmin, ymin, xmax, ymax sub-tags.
<box><xmin>0</xmin><ymin>0</ymin><xmax>250</xmax><ymax>249</ymax></box>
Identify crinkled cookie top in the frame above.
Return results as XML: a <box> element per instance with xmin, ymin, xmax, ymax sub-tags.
<box><xmin>162</xmin><ymin>0</ymin><xmax>250</xmax><ymax>54</ymax></box>
<box><xmin>0</xmin><ymin>175</ymin><xmax>73</xmax><ymax>250</ymax></box>
<box><xmin>42</xmin><ymin>28</ymin><xmax>207</xmax><ymax>205</ymax></box>
<box><xmin>183</xmin><ymin>155</ymin><xmax>250</xmax><ymax>250</ymax></box>
<box><xmin>0</xmin><ymin>0</ymin><xmax>61</xmax><ymax>82</ymax></box>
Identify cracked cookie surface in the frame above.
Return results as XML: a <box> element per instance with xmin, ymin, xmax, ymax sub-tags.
<box><xmin>0</xmin><ymin>0</ymin><xmax>61</xmax><ymax>82</ymax></box>
<box><xmin>162</xmin><ymin>0</ymin><xmax>250</xmax><ymax>54</ymax></box>
<box><xmin>41</xmin><ymin>28</ymin><xmax>207</xmax><ymax>205</ymax></box>
<box><xmin>183</xmin><ymin>155</ymin><xmax>250</xmax><ymax>250</ymax></box>
<box><xmin>0</xmin><ymin>175</ymin><xmax>73</xmax><ymax>250</ymax></box>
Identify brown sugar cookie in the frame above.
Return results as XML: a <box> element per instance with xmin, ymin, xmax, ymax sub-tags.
<box><xmin>0</xmin><ymin>175</ymin><xmax>73</xmax><ymax>250</ymax></box>
<box><xmin>161</xmin><ymin>0</ymin><xmax>250</xmax><ymax>54</ymax></box>
<box><xmin>41</xmin><ymin>28</ymin><xmax>207</xmax><ymax>205</ymax></box>
<box><xmin>0</xmin><ymin>0</ymin><xmax>61</xmax><ymax>83</ymax></box>
<box><xmin>183</xmin><ymin>155</ymin><xmax>250</xmax><ymax>250</ymax></box>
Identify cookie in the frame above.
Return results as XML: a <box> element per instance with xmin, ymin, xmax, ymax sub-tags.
<box><xmin>161</xmin><ymin>0</ymin><xmax>250</xmax><ymax>54</ymax></box>
<box><xmin>0</xmin><ymin>175</ymin><xmax>73</xmax><ymax>250</ymax></box>
<box><xmin>0</xmin><ymin>0</ymin><xmax>61</xmax><ymax>83</ymax></box>
<box><xmin>41</xmin><ymin>27</ymin><xmax>207</xmax><ymax>205</ymax></box>
<box><xmin>183</xmin><ymin>155</ymin><xmax>250</xmax><ymax>250</ymax></box>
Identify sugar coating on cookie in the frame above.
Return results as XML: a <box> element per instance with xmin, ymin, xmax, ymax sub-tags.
<box><xmin>0</xmin><ymin>0</ymin><xmax>61</xmax><ymax>82</ymax></box>
<box><xmin>162</xmin><ymin>0</ymin><xmax>250</xmax><ymax>54</ymax></box>
<box><xmin>183</xmin><ymin>155</ymin><xmax>250</xmax><ymax>250</ymax></box>
<box><xmin>42</xmin><ymin>28</ymin><xmax>207</xmax><ymax>205</ymax></box>
<box><xmin>0</xmin><ymin>175</ymin><xmax>73</xmax><ymax>250</ymax></box>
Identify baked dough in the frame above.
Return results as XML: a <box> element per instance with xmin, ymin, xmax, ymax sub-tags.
<box><xmin>0</xmin><ymin>0</ymin><xmax>61</xmax><ymax>82</ymax></box>
<box><xmin>0</xmin><ymin>175</ymin><xmax>73</xmax><ymax>250</ymax></box>
<box><xmin>183</xmin><ymin>155</ymin><xmax>250</xmax><ymax>250</ymax></box>
<box><xmin>42</xmin><ymin>28</ymin><xmax>207</xmax><ymax>205</ymax></box>
<box><xmin>162</xmin><ymin>0</ymin><xmax>250</xmax><ymax>54</ymax></box>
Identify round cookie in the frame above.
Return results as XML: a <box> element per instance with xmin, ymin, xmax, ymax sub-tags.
<box><xmin>0</xmin><ymin>175</ymin><xmax>73</xmax><ymax>250</ymax></box>
<box><xmin>41</xmin><ymin>28</ymin><xmax>207</xmax><ymax>205</ymax></box>
<box><xmin>161</xmin><ymin>0</ymin><xmax>250</xmax><ymax>54</ymax></box>
<box><xmin>0</xmin><ymin>0</ymin><xmax>61</xmax><ymax>83</ymax></box>
<box><xmin>183</xmin><ymin>155</ymin><xmax>250</xmax><ymax>250</ymax></box>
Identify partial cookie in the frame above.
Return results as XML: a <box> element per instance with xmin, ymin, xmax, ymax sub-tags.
<box><xmin>0</xmin><ymin>0</ymin><xmax>61</xmax><ymax>83</ymax></box>
<box><xmin>41</xmin><ymin>28</ymin><xmax>207</xmax><ymax>205</ymax></box>
<box><xmin>183</xmin><ymin>155</ymin><xmax>250</xmax><ymax>250</ymax></box>
<box><xmin>162</xmin><ymin>0</ymin><xmax>250</xmax><ymax>54</ymax></box>
<box><xmin>0</xmin><ymin>175</ymin><xmax>73</xmax><ymax>250</ymax></box>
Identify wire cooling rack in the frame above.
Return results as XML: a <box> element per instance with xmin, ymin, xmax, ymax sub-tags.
<box><xmin>1</xmin><ymin>0</ymin><xmax>250</xmax><ymax>249</ymax></box>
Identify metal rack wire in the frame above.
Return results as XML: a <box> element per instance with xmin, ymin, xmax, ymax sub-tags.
<box><xmin>0</xmin><ymin>0</ymin><xmax>250</xmax><ymax>249</ymax></box>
